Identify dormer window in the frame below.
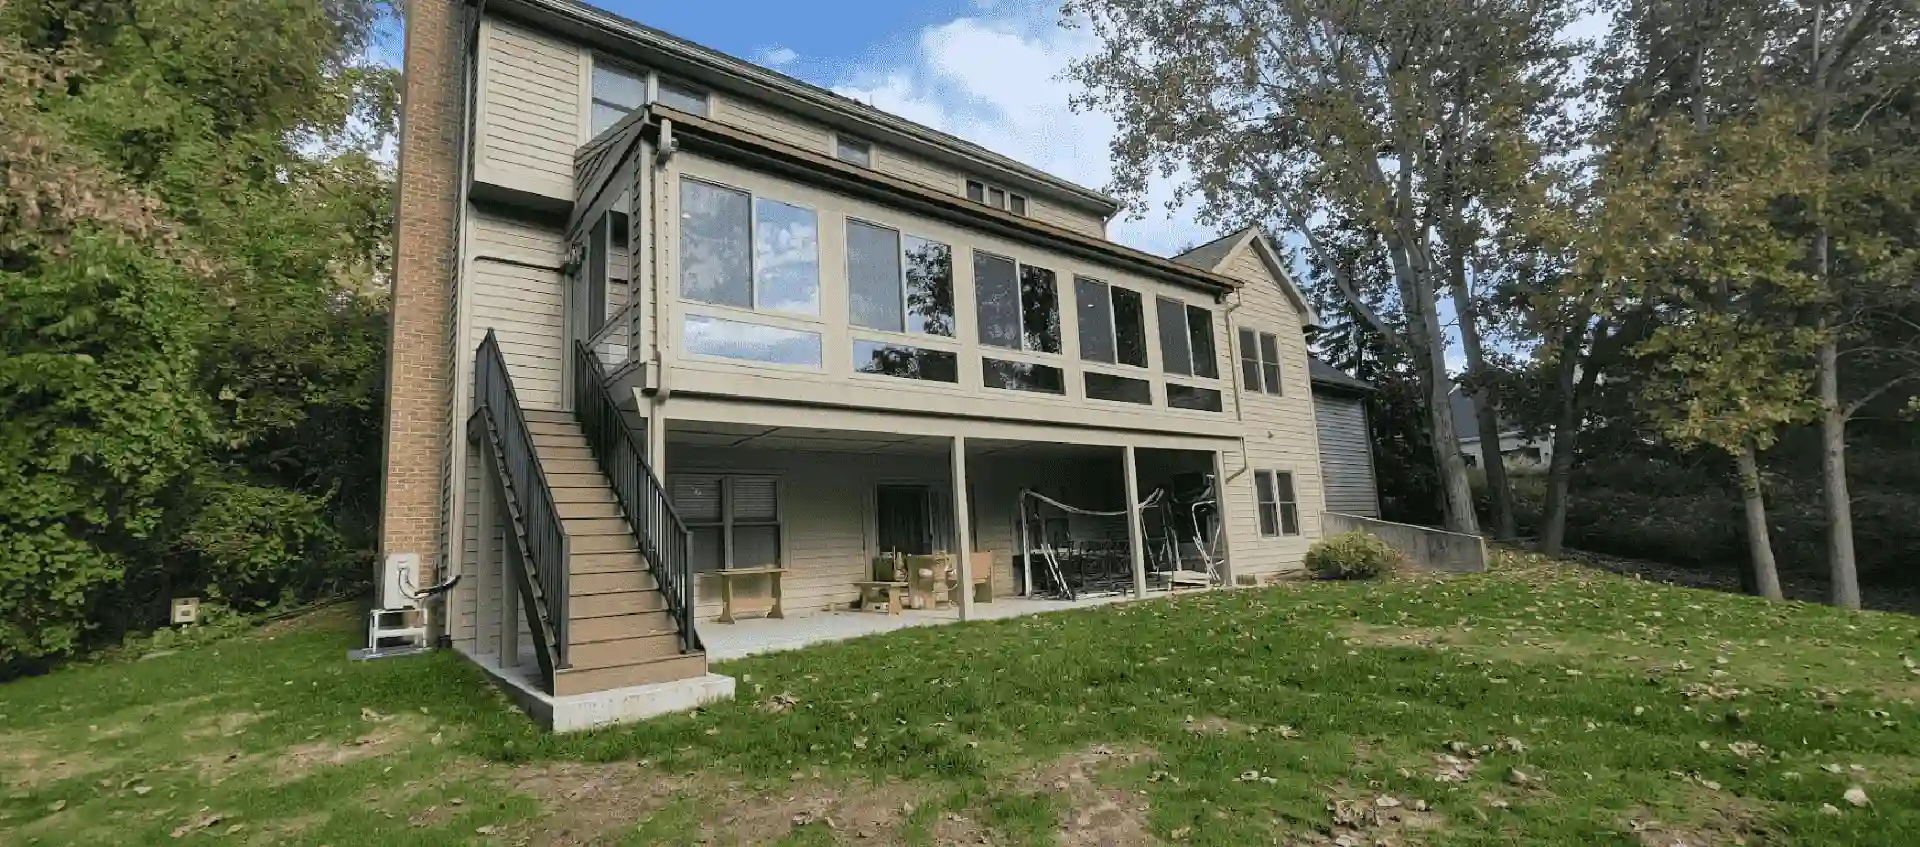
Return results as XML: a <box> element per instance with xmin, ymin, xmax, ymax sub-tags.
<box><xmin>965</xmin><ymin>180</ymin><xmax>1028</xmax><ymax>217</ymax></box>
<box><xmin>834</xmin><ymin>135</ymin><xmax>872</xmax><ymax>167</ymax></box>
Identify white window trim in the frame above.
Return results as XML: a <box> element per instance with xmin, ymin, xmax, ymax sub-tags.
<box><xmin>1253</xmin><ymin>469</ymin><xmax>1301</xmax><ymax>537</ymax></box>
<box><xmin>964</xmin><ymin>179</ymin><xmax>1029</xmax><ymax>216</ymax></box>
<box><xmin>1237</xmin><ymin>327</ymin><xmax>1284</xmax><ymax>395</ymax></box>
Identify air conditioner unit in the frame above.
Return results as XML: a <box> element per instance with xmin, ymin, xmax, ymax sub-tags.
<box><xmin>380</xmin><ymin>553</ymin><xmax>421</xmax><ymax>611</ymax></box>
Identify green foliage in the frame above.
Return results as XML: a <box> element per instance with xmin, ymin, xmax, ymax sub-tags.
<box><xmin>1305</xmin><ymin>530</ymin><xmax>1405</xmax><ymax>580</ymax></box>
<box><xmin>0</xmin><ymin>0</ymin><xmax>394</xmax><ymax>666</ymax></box>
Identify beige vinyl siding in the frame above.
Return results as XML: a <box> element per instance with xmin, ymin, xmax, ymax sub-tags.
<box><xmin>714</xmin><ymin>93</ymin><xmax>831</xmax><ymax>151</ymax></box>
<box><xmin>470</xmin><ymin>210</ymin><xmax>567</xmax><ymax>409</ymax></box>
<box><xmin>873</xmin><ymin>146</ymin><xmax>960</xmax><ymax>194</ymax></box>
<box><xmin>476</xmin><ymin>17</ymin><xmax>583</xmax><ymax>201</ymax></box>
<box><xmin>668</xmin><ymin>446</ymin><xmax>951</xmax><ymax>620</ymax></box>
<box><xmin>452</xmin><ymin>445</ymin><xmax>481</xmax><ymax>650</ymax></box>
<box><xmin>1216</xmin><ymin>244</ymin><xmax>1325</xmax><ymax>579</ymax></box>
<box><xmin>1024</xmin><ymin>198</ymin><xmax>1106</xmax><ymax>239</ymax></box>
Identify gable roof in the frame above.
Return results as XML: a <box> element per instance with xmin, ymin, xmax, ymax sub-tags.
<box><xmin>1171</xmin><ymin>227</ymin><xmax>1320</xmax><ymax>327</ymax></box>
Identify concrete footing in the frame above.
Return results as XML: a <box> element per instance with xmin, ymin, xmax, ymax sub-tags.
<box><xmin>467</xmin><ymin>649</ymin><xmax>735</xmax><ymax>732</ymax></box>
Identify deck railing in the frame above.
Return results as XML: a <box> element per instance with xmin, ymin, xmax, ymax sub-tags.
<box><xmin>570</xmin><ymin>340</ymin><xmax>700</xmax><ymax>653</ymax></box>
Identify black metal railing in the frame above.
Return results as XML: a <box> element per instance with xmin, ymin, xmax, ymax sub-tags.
<box><xmin>475</xmin><ymin>330</ymin><xmax>571</xmax><ymax>668</ymax></box>
<box><xmin>571</xmin><ymin>340</ymin><xmax>700</xmax><ymax>653</ymax></box>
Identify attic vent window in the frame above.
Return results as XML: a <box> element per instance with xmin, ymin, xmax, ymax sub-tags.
<box><xmin>835</xmin><ymin>136</ymin><xmax>872</xmax><ymax>167</ymax></box>
<box><xmin>964</xmin><ymin>179</ymin><xmax>1028</xmax><ymax>217</ymax></box>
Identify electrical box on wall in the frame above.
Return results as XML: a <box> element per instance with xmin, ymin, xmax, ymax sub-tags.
<box><xmin>171</xmin><ymin>597</ymin><xmax>201</xmax><ymax>625</ymax></box>
<box><xmin>380</xmin><ymin>553</ymin><xmax>421</xmax><ymax>610</ymax></box>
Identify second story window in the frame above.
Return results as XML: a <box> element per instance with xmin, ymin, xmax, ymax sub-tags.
<box><xmin>847</xmin><ymin>221</ymin><xmax>954</xmax><ymax>336</ymax></box>
<box><xmin>974</xmin><ymin>253</ymin><xmax>1059</xmax><ymax>354</ymax></box>
<box><xmin>1238</xmin><ymin>328</ymin><xmax>1283</xmax><ymax>395</ymax></box>
<box><xmin>1074</xmin><ymin>277</ymin><xmax>1149</xmax><ymax>368</ymax></box>
<box><xmin>679</xmin><ymin>177</ymin><xmax>819</xmax><ymax>316</ymax></box>
<box><xmin>592</xmin><ymin>62</ymin><xmax>711</xmax><ymax>136</ymax></box>
<box><xmin>965</xmin><ymin>180</ymin><xmax>1029</xmax><ymax>217</ymax></box>
<box><xmin>1156</xmin><ymin>297</ymin><xmax>1218</xmax><ymax>379</ymax></box>
<box><xmin>834</xmin><ymin>135</ymin><xmax>872</xmax><ymax>167</ymax></box>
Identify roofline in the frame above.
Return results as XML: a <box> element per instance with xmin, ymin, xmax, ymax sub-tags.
<box><xmin>648</xmin><ymin>106</ymin><xmax>1240</xmax><ymax>297</ymax></box>
<box><xmin>1179</xmin><ymin>227</ymin><xmax>1320</xmax><ymax>327</ymax></box>
<box><xmin>493</xmin><ymin>0</ymin><xmax>1123</xmax><ymax>221</ymax></box>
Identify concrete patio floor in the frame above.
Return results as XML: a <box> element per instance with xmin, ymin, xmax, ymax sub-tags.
<box><xmin>700</xmin><ymin>592</ymin><xmax>1144</xmax><ymax>662</ymax></box>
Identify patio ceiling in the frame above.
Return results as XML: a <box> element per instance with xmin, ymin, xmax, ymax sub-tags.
<box><xmin>665</xmin><ymin>422</ymin><xmax>1127</xmax><ymax>460</ymax></box>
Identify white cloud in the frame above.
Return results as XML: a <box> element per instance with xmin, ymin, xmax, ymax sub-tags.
<box><xmin>759</xmin><ymin>46</ymin><xmax>799</xmax><ymax>68</ymax></box>
<box><xmin>828</xmin><ymin>5</ymin><xmax>1214</xmax><ymax>257</ymax></box>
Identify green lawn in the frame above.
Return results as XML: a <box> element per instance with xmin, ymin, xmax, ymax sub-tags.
<box><xmin>4</xmin><ymin>550</ymin><xmax>1919</xmax><ymax>846</ymax></box>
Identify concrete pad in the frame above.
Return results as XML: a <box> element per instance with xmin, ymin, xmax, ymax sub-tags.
<box><xmin>465</xmin><ymin>648</ymin><xmax>735</xmax><ymax>733</ymax></box>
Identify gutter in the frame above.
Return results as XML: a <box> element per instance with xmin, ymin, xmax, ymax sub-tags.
<box><xmin>491</xmin><ymin>0</ymin><xmax>1122</xmax><ymax>221</ymax></box>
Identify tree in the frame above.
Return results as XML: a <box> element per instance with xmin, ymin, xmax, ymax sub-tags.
<box><xmin>1066</xmin><ymin>0</ymin><xmax>1583</xmax><ymax>535</ymax></box>
<box><xmin>1</xmin><ymin>0</ymin><xmax>395</xmax><ymax>664</ymax></box>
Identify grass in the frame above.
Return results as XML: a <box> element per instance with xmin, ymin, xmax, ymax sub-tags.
<box><xmin>4</xmin><ymin>550</ymin><xmax>1919</xmax><ymax>845</ymax></box>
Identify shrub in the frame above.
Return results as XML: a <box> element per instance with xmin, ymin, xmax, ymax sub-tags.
<box><xmin>1306</xmin><ymin>530</ymin><xmax>1405</xmax><ymax>580</ymax></box>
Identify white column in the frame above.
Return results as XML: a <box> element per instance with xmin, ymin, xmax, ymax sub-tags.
<box><xmin>951</xmin><ymin>436</ymin><xmax>975</xmax><ymax>621</ymax></box>
<box><xmin>1212</xmin><ymin>449</ymin><xmax>1235</xmax><ymax>587</ymax></box>
<box><xmin>1124</xmin><ymin>445</ymin><xmax>1148</xmax><ymax>598</ymax></box>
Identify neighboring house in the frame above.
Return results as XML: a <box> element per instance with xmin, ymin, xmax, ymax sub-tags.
<box><xmin>379</xmin><ymin>0</ymin><xmax>1327</xmax><ymax>717</ymax></box>
<box><xmin>1448</xmin><ymin>387</ymin><xmax>1550</xmax><ymax>470</ymax></box>
<box><xmin>1309</xmin><ymin>359</ymin><xmax>1380</xmax><ymax>518</ymax></box>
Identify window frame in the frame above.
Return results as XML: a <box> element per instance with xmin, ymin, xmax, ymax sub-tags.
<box><xmin>590</xmin><ymin>59</ymin><xmax>710</xmax><ymax>136</ymax></box>
<box><xmin>833</xmin><ymin>134</ymin><xmax>872</xmax><ymax>167</ymax></box>
<box><xmin>677</xmin><ymin>175</ymin><xmax>822</xmax><ymax>317</ymax></box>
<box><xmin>1238</xmin><ymin>327</ymin><xmax>1284</xmax><ymax>395</ymax></box>
<box><xmin>964</xmin><ymin>178</ymin><xmax>1029</xmax><ymax>216</ymax></box>
<box><xmin>1253</xmin><ymin>470</ymin><xmax>1301</xmax><ymax>537</ymax></box>
<box><xmin>845</xmin><ymin>217</ymin><xmax>957</xmax><ymax>340</ymax></box>
<box><xmin>672</xmin><ymin>474</ymin><xmax>783</xmax><ymax>572</ymax></box>
<box><xmin>973</xmin><ymin>250</ymin><xmax>1061</xmax><ymax>357</ymax></box>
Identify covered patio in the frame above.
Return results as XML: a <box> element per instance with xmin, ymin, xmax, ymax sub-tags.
<box><xmin>656</xmin><ymin>417</ymin><xmax>1234</xmax><ymax>642</ymax></box>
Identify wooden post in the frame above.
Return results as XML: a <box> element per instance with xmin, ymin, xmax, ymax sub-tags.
<box><xmin>952</xmin><ymin>436</ymin><xmax>975</xmax><ymax>621</ymax></box>
<box><xmin>493</xmin><ymin>471</ymin><xmax>520</xmax><ymax>669</ymax></box>
<box><xmin>1018</xmin><ymin>491</ymin><xmax>1032</xmax><ymax>596</ymax></box>
<box><xmin>1212</xmin><ymin>449</ymin><xmax>1235</xmax><ymax>587</ymax></box>
<box><xmin>475</xmin><ymin>462</ymin><xmax>495</xmax><ymax>656</ymax></box>
<box><xmin>1124</xmin><ymin>445</ymin><xmax>1148</xmax><ymax>598</ymax></box>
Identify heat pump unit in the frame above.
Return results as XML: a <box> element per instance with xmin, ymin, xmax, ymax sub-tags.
<box><xmin>380</xmin><ymin>553</ymin><xmax>420</xmax><ymax>610</ymax></box>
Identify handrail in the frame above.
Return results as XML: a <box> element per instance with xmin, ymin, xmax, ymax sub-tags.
<box><xmin>476</xmin><ymin>330</ymin><xmax>571</xmax><ymax>668</ymax></box>
<box><xmin>571</xmin><ymin>340</ymin><xmax>700</xmax><ymax>653</ymax></box>
<box><xmin>584</xmin><ymin>301</ymin><xmax>636</xmax><ymax>358</ymax></box>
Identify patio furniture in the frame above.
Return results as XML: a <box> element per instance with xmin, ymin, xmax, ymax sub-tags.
<box><xmin>904</xmin><ymin>554</ymin><xmax>950</xmax><ymax>610</ymax></box>
<box><xmin>710</xmin><ymin>566</ymin><xmax>785</xmax><ymax>623</ymax></box>
<box><xmin>851</xmin><ymin>581</ymin><xmax>909</xmax><ymax>615</ymax></box>
<box><xmin>967</xmin><ymin>552</ymin><xmax>996</xmax><ymax>604</ymax></box>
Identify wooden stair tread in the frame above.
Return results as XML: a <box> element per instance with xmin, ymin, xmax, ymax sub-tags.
<box><xmin>553</xmin><ymin>652</ymin><xmax>708</xmax><ymax>696</ymax></box>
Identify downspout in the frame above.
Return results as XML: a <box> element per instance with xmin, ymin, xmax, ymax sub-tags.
<box><xmin>651</xmin><ymin>116</ymin><xmax>677</xmax><ymax>401</ymax></box>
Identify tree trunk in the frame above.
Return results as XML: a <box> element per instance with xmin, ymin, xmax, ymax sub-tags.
<box><xmin>1540</xmin><ymin>312</ymin><xmax>1597</xmax><ymax>555</ymax></box>
<box><xmin>1818</xmin><ymin>334</ymin><xmax>1860</xmax><ymax>609</ymax></box>
<box><xmin>1733</xmin><ymin>442</ymin><xmax>1785</xmax><ymax>601</ymax></box>
<box><xmin>1446</xmin><ymin>258</ymin><xmax>1517</xmax><ymax>540</ymax></box>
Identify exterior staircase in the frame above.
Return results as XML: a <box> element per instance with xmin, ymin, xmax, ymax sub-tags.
<box><xmin>522</xmin><ymin>409</ymin><xmax>707</xmax><ymax>696</ymax></box>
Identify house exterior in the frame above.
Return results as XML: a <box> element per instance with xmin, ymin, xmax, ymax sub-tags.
<box><xmin>1447</xmin><ymin>387</ymin><xmax>1550</xmax><ymax>470</ymax></box>
<box><xmin>379</xmin><ymin>0</ymin><xmax>1328</xmax><ymax>714</ymax></box>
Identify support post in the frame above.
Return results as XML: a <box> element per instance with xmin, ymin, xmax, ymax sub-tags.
<box><xmin>475</xmin><ymin>461</ymin><xmax>495</xmax><ymax>656</ymax></box>
<box><xmin>493</xmin><ymin>471</ymin><xmax>520</xmax><ymax>668</ymax></box>
<box><xmin>646</xmin><ymin>397</ymin><xmax>667</xmax><ymax>470</ymax></box>
<box><xmin>1212</xmin><ymin>449</ymin><xmax>1235</xmax><ymax>587</ymax></box>
<box><xmin>1124</xmin><ymin>445</ymin><xmax>1148</xmax><ymax>598</ymax></box>
<box><xmin>952</xmin><ymin>436</ymin><xmax>975</xmax><ymax>621</ymax></box>
<box><xmin>1018</xmin><ymin>491</ymin><xmax>1032</xmax><ymax>596</ymax></box>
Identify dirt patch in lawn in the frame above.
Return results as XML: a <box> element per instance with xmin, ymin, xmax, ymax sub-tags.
<box><xmin>1183</xmin><ymin>715</ymin><xmax>1253</xmax><ymax>736</ymax></box>
<box><xmin>1018</xmin><ymin>744</ymin><xmax>1160</xmax><ymax>846</ymax></box>
<box><xmin>506</xmin><ymin>760</ymin><xmax>932</xmax><ymax>845</ymax></box>
<box><xmin>183</xmin><ymin>710</ymin><xmax>269</xmax><ymax>741</ymax></box>
<box><xmin>273</xmin><ymin>721</ymin><xmax>419</xmax><ymax>780</ymax></box>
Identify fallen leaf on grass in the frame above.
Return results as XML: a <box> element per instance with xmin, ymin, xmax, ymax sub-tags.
<box><xmin>1844</xmin><ymin>786</ymin><xmax>1869</xmax><ymax>807</ymax></box>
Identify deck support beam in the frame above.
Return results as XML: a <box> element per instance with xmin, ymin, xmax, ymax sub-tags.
<box><xmin>1124</xmin><ymin>444</ymin><xmax>1148</xmax><ymax>598</ymax></box>
<box><xmin>952</xmin><ymin>435</ymin><xmax>975</xmax><ymax>622</ymax></box>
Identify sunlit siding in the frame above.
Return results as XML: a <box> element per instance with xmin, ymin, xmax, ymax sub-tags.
<box><xmin>476</xmin><ymin>17</ymin><xmax>583</xmax><ymax>200</ymax></box>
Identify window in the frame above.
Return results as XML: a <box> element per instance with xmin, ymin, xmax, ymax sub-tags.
<box><xmin>1167</xmin><ymin>384</ymin><xmax>1223</xmax><ymax>412</ymax></box>
<box><xmin>1085</xmin><ymin>372</ymin><xmax>1151</xmax><ymax>405</ymax></box>
<box><xmin>848</xmin><ymin>221</ymin><xmax>954</xmax><ymax>336</ymax></box>
<box><xmin>1075</xmin><ymin>278</ymin><xmax>1149</xmax><ymax>369</ymax></box>
<box><xmin>683</xmin><ymin>314</ymin><xmax>822</xmax><ymax>367</ymax></box>
<box><xmin>1254</xmin><ymin>470</ymin><xmax>1300</xmax><ymax>537</ymax></box>
<box><xmin>1019</xmin><ymin>265</ymin><xmax>1061</xmax><ymax>353</ymax></box>
<box><xmin>679</xmin><ymin>178</ymin><xmax>819</xmax><ymax>315</ymax></box>
<box><xmin>854</xmin><ymin>340</ymin><xmax>958</xmax><ymax>383</ymax></box>
<box><xmin>1157</xmin><ymin>297</ymin><xmax>1217</xmax><ymax>378</ymax></box>
<box><xmin>592</xmin><ymin>64</ymin><xmax>710</xmax><ymax>135</ymax></box>
<box><xmin>835</xmin><ymin>135</ymin><xmax>872</xmax><ymax>167</ymax></box>
<box><xmin>1238</xmin><ymin>328</ymin><xmax>1283</xmax><ymax>395</ymax></box>
<box><xmin>591</xmin><ymin>63</ymin><xmax>645</xmax><ymax>135</ymax></box>
<box><xmin>983</xmin><ymin>358</ymin><xmax>1065</xmax><ymax>394</ymax></box>
<box><xmin>973</xmin><ymin>253</ymin><xmax>1030</xmax><ymax>350</ymax></box>
<box><xmin>671</xmin><ymin>475</ymin><xmax>781</xmax><ymax>572</ymax></box>
<box><xmin>656</xmin><ymin>76</ymin><xmax>710</xmax><ymax>117</ymax></box>
<box><xmin>964</xmin><ymin>179</ymin><xmax>1028</xmax><ymax>216</ymax></box>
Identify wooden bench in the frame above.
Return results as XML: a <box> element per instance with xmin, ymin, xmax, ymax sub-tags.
<box><xmin>709</xmin><ymin>567</ymin><xmax>785</xmax><ymax>623</ymax></box>
<box><xmin>851</xmin><ymin>581</ymin><xmax>909</xmax><ymax>615</ymax></box>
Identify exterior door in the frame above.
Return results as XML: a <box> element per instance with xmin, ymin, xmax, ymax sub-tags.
<box><xmin>875</xmin><ymin>485</ymin><xmax>932</xmax><ymax>555</ymax></box>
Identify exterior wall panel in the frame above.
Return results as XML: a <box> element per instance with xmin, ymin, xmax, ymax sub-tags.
<box><xmin>475</xmin><ymin>17</ymin><xmax>583</xmax><ymax>201</ymax></box>
<box><xmin>1313</xmin><ymin>393</ymin><xmax>1380</xmax><ymax>517</ymax></box>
